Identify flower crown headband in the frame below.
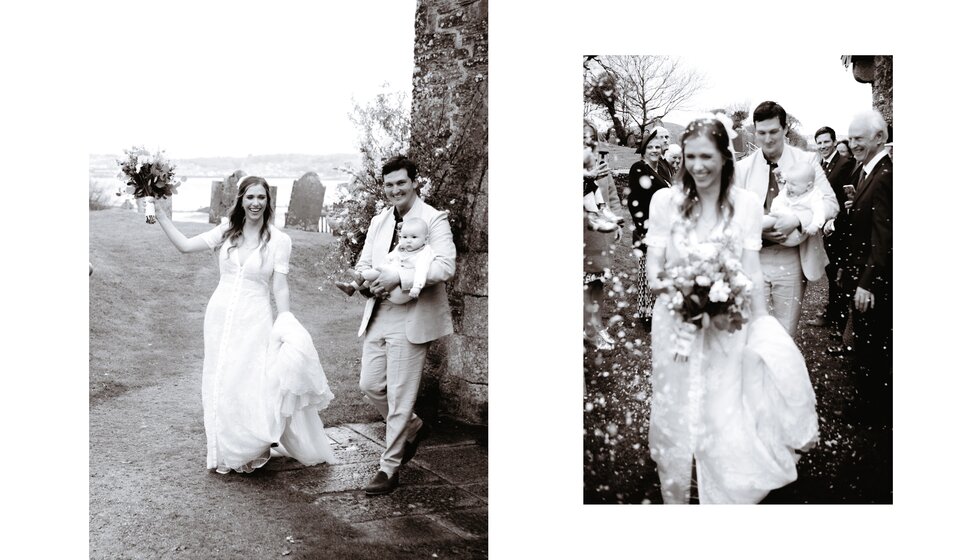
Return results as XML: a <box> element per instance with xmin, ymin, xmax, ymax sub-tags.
<box><xmin>683</xmin><ymin>112</ymin><xmax>738</xmax><ymax>160</ymax></box>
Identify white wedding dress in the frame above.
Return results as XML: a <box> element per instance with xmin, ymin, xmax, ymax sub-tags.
<box><xmin>645</xmin><ymin>187</ymin><xmax>819</xmax><ymax>504</ymax></box>
<box><xmin>199</xmin><ymin>224</ymin><xmax>335</xmax><ymax>472</ymax></box>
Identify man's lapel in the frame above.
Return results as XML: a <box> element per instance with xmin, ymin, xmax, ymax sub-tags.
<box><xmin>854</xmin><ymin>155</ymin><xmax>890</xmax><ymax>204</ymax></box>
<box><xmin>374</xmin><ymin>208</ymin><xmax>396</xmax><ymax>265</ymax></box>
<box><xmin>748</xmin><ymin>150</ymin><xmax>771</xmax><ymax>199</ymax></box>
<box><xmin>823</xmin><ymin>152</ymin><xmax>837</xmax><ymax>174</ymax></box>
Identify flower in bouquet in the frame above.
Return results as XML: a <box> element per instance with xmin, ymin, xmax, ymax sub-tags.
<box><xmin>655</xmin><ymin>237</ymin><xmax>753</xmax><ymax>361</ymax></box>
<box><xmin>116</xmin><ymin>146</ymin><xmax>184</xmax><ymax>224</ymax></box>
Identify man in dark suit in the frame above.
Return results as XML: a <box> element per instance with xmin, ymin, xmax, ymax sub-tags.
<box><xmin>843</xmin><ymin>110</ymin><xmax>893</xmax><ymax>431</ymax></box>
<box><xmin>651</xmin><ymin>126</ymin><xmax>675</xmax><ymax>180</ymax></box>
<box><xmin>808</xmin><ymin>126</ymin><xmax>860</xmax><ymax>337</ymax></box>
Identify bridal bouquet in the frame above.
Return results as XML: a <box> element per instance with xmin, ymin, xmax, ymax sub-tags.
<box><xmin>116</xmin><ymin>146</ymin><xmax>183</xmax><ymax>224</ymax></box>
<box><xmin>655</xmin><ymin>241</ymin><xmax>753</xmax><ymax>361</ymax></box>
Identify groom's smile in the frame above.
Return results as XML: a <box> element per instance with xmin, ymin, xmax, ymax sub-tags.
<box><xmin>383</xmin><ymin>168</ymin><xmax>420</xmax><ymax>214</ymax></box>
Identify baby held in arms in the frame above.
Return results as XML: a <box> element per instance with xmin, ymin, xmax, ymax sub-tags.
<box><xmin>764</xmin><ymin>162</ymin><xmax>826</xmax><ymax>247</ymax></box>
<box><xmin>335</xmin><ymin>217</ymin><xmax>436</xmax><ymax>304</ymax></box>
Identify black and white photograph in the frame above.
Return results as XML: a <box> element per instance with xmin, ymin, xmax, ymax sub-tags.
<box><xmin>583</xmin><ymin>54</ymin><xmax>893</xmax><ymax>504</ymax></box>
<box><xmin>84</xmin><ymin>1</ymin><xmax>487</xmax><ymax>557</ymax></box>
<box><xmin>7</xmin><ymin>0</ymin><xmax>980</xmax><ymax>557</ymax></box>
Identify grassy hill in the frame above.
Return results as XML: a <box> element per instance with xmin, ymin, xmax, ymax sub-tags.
<box><xmin>89</xmin><ymin>208</ymin><xmax>372</xmax><ymax>426</ymax></box>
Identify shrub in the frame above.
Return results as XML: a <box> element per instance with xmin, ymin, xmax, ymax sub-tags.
<box><xmin>331</xmin><ymin>86</ymin><xmax>412</xmax><ymax>269</ymax></box>
<box><xmin>89</xmin><ymin>178</ymin><xmax>115</xmax><ymax>211</ymax></box>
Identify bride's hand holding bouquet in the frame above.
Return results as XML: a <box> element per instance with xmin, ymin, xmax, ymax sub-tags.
<box><xmin>116</xmin><ymin>146</ymin><xmax>184</xmax><ymax>224</ymax></box>
<box><xmin>654</xmin><ymin>242</ymin><xmax>754</xmax><ymax>362</ymax></box>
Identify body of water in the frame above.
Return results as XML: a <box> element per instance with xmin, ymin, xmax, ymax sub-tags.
<box><xmin>92</xmin><ymin>175</ymin><xmax>349</xmax><ymax>227</ymax></box>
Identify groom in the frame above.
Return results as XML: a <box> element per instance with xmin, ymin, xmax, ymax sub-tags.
<box><xmin>734</xmin><ymin>101</ymin><xmax>839</xmax><ymax>337</ymax></box>
<box><xmin>354</xmin><ymin>155</ymin><xmax>456</xmax><ymax>495</ymax></box>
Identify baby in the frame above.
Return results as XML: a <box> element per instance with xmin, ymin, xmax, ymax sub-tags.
<box><xmin>763</xmin><ymin>162</ymin><xmax>826</xmax><ymax>247</ymax></box>
<box><xmin>335</xmin><ymin>217</ymin><xmax>435</xmax><ymax>304</ymax></box>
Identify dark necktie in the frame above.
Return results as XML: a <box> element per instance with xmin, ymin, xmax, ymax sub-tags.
<box><xmin>388</xmin><ymin>208</ymin><xmax>403</xmax><ymax>252</ymax></box>
<box><xmin>761</xmin><ymin>160</ymin><xmax>780</xmax><ymax>248</ymax></box>
<box><xmin>823</xmin><ymin>158</ymin><xmax>832</xmax><ymax>174</ymax></box>
<box><xmin>856</xmin><ymin>168</ymin><xmax>868</xmax><ymax>196</ymax></box>
<box><xmin>763</xmin><ymin>159</ymin><xmax>779</xmax><ymax>213</ymax></box>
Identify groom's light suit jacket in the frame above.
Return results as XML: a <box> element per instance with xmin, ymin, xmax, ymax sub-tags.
<box><xmin>734</xmin><ymin>144</ymin><xmax>839</xmax><ymax>281</ymax></box>
<box><xmin>355</xmin><ymin>199</ymin><xmax>456</xmax><ymax>343</ymax></box>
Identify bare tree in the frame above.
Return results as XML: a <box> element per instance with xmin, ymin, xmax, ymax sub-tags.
<box><xmin>585</xmin><ymin>56</ymin><xmax>705</xmax><ymax>141</ymax></box>
<box><xmin>583</xmin><ymin>57</ymin><xmax>628</xmax><ymax>143</ymax></box>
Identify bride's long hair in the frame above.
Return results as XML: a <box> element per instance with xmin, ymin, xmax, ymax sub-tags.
<box><xmin>218</xmin><ymin>176</ymin><xmax>273</xmax><ymax>253</ymax></box>
<box><xmin>676</xmin><ymin>117</ymin><xmax>736</xmax><ymax>227</ymax></box>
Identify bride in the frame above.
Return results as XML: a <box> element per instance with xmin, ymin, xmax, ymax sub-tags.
<box><xmin>155</xmin><ymin>176</ymin><xmax>335</xmax><ymax>474</ymax></box>
<box><xmin>645</xmin><ymin>116</ymin><xmax>819</xmax><ymax>504</ymax></box>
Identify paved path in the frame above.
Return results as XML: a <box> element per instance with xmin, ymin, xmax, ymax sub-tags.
<box><xmin>289</xmin><ymin>421</ymin><xmax>488</xmax><ymax>544</ymax></box>
<box><xmin>90</xmin><ymin>362</ymin><xmax>487</xmax><ymax>558</ymax></box>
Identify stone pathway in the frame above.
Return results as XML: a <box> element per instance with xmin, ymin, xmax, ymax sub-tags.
<box><xmin>268</xmin><ymin>420</ymin><xmax>488</xmax><ymax>546</ymax></box>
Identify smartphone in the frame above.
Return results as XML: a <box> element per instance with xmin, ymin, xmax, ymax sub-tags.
<box><xmin>842</xmin><ymin>184</ymin><xmax>856</xmax><ymax>200</ymax></box>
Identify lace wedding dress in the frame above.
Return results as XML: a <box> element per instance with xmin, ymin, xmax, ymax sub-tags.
<box><xmin>645</xmin><ymin>187</ymin><xmax>819</xmax><ymax>504</ymax></box>
<box><xmin>199</xmin><ymin>224</ymin><xmax>335</xmax><ymax>473</ymax></box>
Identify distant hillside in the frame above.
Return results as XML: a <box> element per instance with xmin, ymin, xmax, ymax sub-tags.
<box><xmin>89</xmin><ymin>153</ymin><xmax>359</xmax><ymax>179</ymax></box>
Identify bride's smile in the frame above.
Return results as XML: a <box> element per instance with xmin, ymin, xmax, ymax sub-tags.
<box><xmin>684</xmin><ymin>136</ymin><xmax>722</xmax><ymax>189</ymax></box>
<box><xmin>242</xmin><ymin>185</ymin><xmax>268</xmax><ymax>222</ymax></box>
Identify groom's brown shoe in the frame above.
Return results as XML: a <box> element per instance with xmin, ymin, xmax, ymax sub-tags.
<box><xmin>364</xmin><ymin>470</ymin><xmax>399</xmax><ymax>495</ymax></box>
<box><xmin>400</xmin><ymin>422</ymin><xmax>431</xmax><ymax>467</ymax></box>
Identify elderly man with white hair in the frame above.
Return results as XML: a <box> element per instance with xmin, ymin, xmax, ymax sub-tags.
<box><xmin>664</xmin><ymin>143</ymin><xmax>682</xmax><ymax>174</ymax></box>
<box><xmin>650</xmin><ymin>125</ymin><xmax>675</xmax><ymax>179</ymax></box>
<box><xmin>842</xmin><ymin>109</ymin><xmax>892</xmax><ymax>433</ymax></box>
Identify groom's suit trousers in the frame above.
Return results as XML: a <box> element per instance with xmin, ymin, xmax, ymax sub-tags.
<box><xmin>359</xmin><ymin>300</ymin><xmax>429</xmax><ymax>474</ymax></box>
<box><xmin>759</xmin><ymin>244</ymin><xmax>805</xmax><ymax>337</ymax></box>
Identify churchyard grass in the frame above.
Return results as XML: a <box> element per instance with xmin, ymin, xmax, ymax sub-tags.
<box><xmin>89</xmin><ymin>207</ymin><xmax>375</xmax><ymax>425</ymax></box>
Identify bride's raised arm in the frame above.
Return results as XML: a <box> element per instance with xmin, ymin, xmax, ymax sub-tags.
<box><xmin>155</xmin><ymin>197</ymin><xmax>214</xmax><ymax>254</ymax></box>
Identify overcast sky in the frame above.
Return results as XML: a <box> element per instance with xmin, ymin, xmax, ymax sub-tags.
<box><xmin>663</xmin><ymin>53</ymin><xmax>873</xmax><ymax>140</ymax></box>
<box><xmin>83</xmin><ymin>2</ymin><xmax>415</xmax><ymax>158</ymax></box>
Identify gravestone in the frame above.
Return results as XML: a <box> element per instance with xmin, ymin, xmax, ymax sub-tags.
<box><xmin>285</xmin><ymin>172</ymin><xmax>326</xmax><ymax>232</ymax></box>
<box><xmin>209</xmin><ymin>170</ymin><xmax>246</xmax><ymax>224</ymax></box>
<box><xmin>209</xmin><ymin>170</ymin><xmax>276</xmax><ymax>223</ymax></box>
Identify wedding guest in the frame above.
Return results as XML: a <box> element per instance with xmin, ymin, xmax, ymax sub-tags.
<box><xmin>154</xmin><ymin>177</ymin><xmax>335</xmax><ymax>474</ymax></box>
<box><xmin>665</xmin><ymin>143</ymin><xmax>682</xmax><ymax>173</ymax></box>
<box><xmin>839</xmin><ymin>109</ymin><xmax>893</xmax><ymax>501</ymax></box>
<box><xmin>626</xmin><ymin>131</ymin><xmax>671</xmax><ymax>331</ymax></box>
<box><xmin>734</xmin><ymin>101</ymin><xmax>839</xmax><ymax>337</ymax></box>
<box><xmin>807</xmin><ymin>126</ymin><xmax>859</xmax><ymax>337</ymax></box>
<box><xmin>606</xmin><ymin>127</ymin><xmax>620</xmax><ymax>146</ymax></box>
<box><xmin>624</xmin><ymin>131</ymin><xmax>639</xmax><ymax>148</ymax></box>
<box><xmin>645</xmin><ymin>115</ymin><xmax>818</xmax><ymax>504</ymax></box>
<box><xmin>353</xmin><ymin>156</ymin><xmax>456</xmax><ymax>495</ymax></box>
<box><xmin>651</xmin><ymin>126</ymin><xmax>675</xmax><ymax>180</ymax></box>
<box><xmin>836</xmin><ymin>140</ymin><xmax>854</xmax><ymax>159</ymax></box>
<box><xmin>584</xmin><ymin>144</ymin><xmax>621</xmax><ymax>232</ymax></box>
<box><xmin>842</xmin><ymin>110</ymin><xmax>892</xmax><ymax>427</ymax></box>
<box><xmin>584</xmin><ymin>121</ymin><xmax>624</xmax><ymax>350</ymax></box>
